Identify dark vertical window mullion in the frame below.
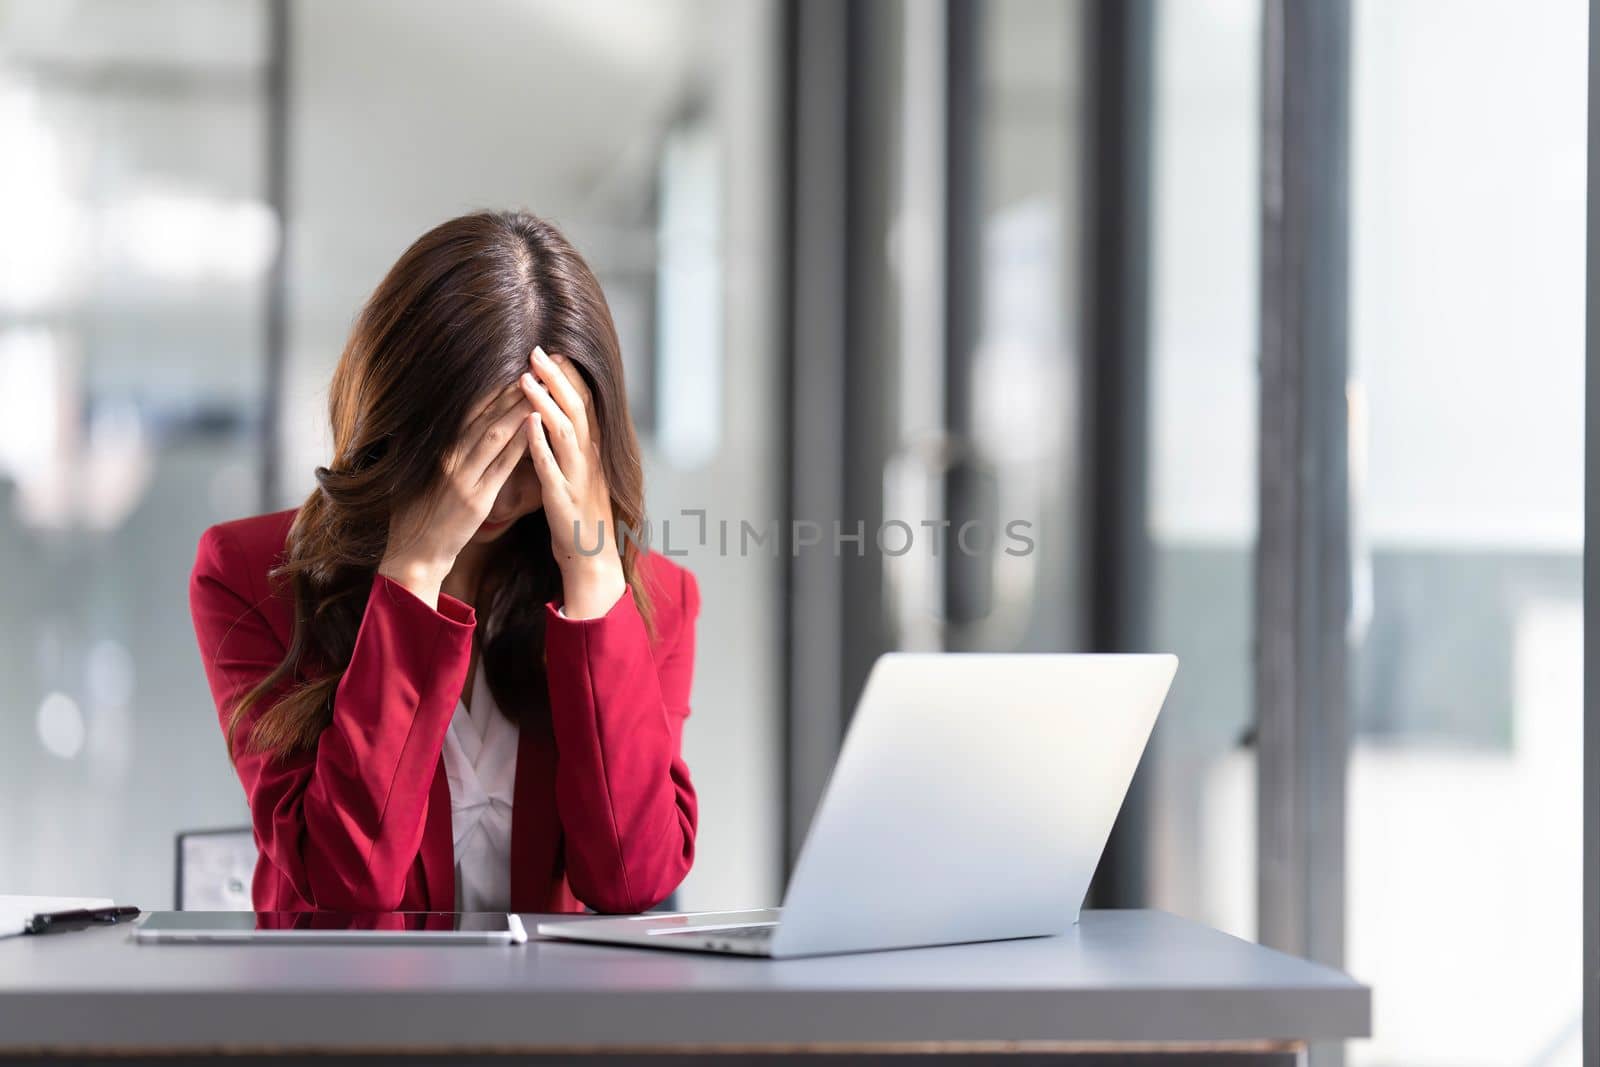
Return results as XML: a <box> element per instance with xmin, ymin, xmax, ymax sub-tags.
<box><xmin>776</xmin><ymin>0</ymin><xmax>802</xmax><ymax>889</ymax></box>
<box><xmin>1255</xmin><ymin>0</ymin><xmax>1351</xmax><ymax>1012</ymax></box>
<box><xmin>261</xmin><ymin>0</ymin><xmax>290</xmax><ymax>511</ymax></box>
<box><xmin>1081</xmin><ymin>0</ymin><xmax>1155</xmax><ymax>910</ymax></box>
<box><xmin>1583</xmin><ymin>2</ymin><xmax>1599</xmax><ymax>1061</ymax></box>
<box><xmin>781</xmin><ymin>0</ymin><xmax>897</xmax><ymax>872</ymax></box>
<box><xmin>838</xmin><ymin>0</ymin><xmax>896</xmax><ymax>730</ymax></box>
<box><xmin>780</xmin><ymin>0</ymin><xmax>849</xmax><ymax>871</ymax></box>
<box><xmin>943</xmin><ymin>0</ymin><xmax>979</xmax><ymax>442</ymax></box>
<box><xmin>942</xmin><ymin>0</ymin><xmax>987</xmax><ymax>637</ymax></box>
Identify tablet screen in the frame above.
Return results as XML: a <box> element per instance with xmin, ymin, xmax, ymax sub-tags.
<box><xmin>135</xmin><ymin>910</ymin><xmax>526</xmax><ymax>944</ymax></box>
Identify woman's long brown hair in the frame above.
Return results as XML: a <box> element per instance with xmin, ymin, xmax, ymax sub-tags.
<box><xmin>229</xmin><ymin>211</ymin><xmax>652</xmax><ymax>760</ymax></box>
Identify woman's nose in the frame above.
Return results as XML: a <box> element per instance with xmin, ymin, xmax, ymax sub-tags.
<box><xmin>511</xmin><ymin>463</ymin><xmax>540</xmax><ymax>508</ymax></box>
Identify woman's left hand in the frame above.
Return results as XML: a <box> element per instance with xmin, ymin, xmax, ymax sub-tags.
<box><xmin>520</xmin><ymin>346</ymin><xmax>629</xmax><ymax>620</ymax></box>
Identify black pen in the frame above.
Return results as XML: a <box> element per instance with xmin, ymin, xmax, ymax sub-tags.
<box><xmin>24</xmin><ymin>906</ymin><xmax>141</xmax><ymax>935</ymax></box>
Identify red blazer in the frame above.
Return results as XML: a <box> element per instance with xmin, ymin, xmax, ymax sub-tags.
<box><xmin>187</xmin><ymin>508</ymin><xmax>698</xmax><ymax>915</ymax></box>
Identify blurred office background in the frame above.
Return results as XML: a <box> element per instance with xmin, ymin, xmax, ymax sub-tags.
<box><xmin>0</xmin><ymin>1</ymin><xmax>1584</xmax><ymax>1064</ymax></box>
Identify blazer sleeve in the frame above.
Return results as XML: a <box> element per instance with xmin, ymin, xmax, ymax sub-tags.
<box><xmin>543</xmin><ymin>564</ymin><xmax>700</xmax><ymax>914</ymax></box>
<box><xmin>188</xmin><ymin>524</ymin><xmax>474</xmax><ymax>911</ymax></box>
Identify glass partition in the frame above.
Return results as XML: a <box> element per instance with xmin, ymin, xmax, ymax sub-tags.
<box><xmin>277</xmin><ymin>0</ymin><xmax>783</xmax><ymax>910</ymax></box>
<box><xmin>1348</xmin><ymin>1</ymin><xmax>1586</xmax><ymax>1062</ymax></box>
<box><xmin>1144</xmin><ymin>0</ymin><xmax>1262</xmax><ymax>941</ymax></box>
<box><xmin>0</xmin><ymin>0</ymin><xmax>270</xmax><ymax>905</ymax></box>
<box><xmin>0</xmin><ymin>0</ymin><xmax>783</xmax><ymax>913</ymax></box>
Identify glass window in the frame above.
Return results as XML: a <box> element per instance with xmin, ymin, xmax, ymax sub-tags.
<box><xmin>964</xmin><ymin>0</ymin><xmax>1087</xmax><ymax>655</ymax></box>
<box><xmin>277</xmin><ymin>0</ymin><xmax>783</xmax><ymax>911</ymax></box>
<box><xmin>0</xmin><ymin>0</ymin><xmax>270</xmax><ymax>903</ymax></box>
<box><xmin>1144</xmin><ymin>0</ymin><xmax>1262</xmax><ymax>941</ymax></box>
<box><xmin>1348</xmin><ymin>1</ymin><xmax>1586</xmax><ymax>1063</ymax></box>
<box><xmin>0</xmin><ymin>0</ymin><xmax>783</xmax><ymax>913</ymax></box>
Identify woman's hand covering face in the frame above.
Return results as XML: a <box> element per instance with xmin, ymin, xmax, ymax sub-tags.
<box><xmin>520</xmin><ymin>346</ymin><xmax>628</xmax><ymax>618</ymax></box>
<box><xmin>378</xmin><ymin>379</ymin><xmax>534</xmax><ymax>602</ymax></box>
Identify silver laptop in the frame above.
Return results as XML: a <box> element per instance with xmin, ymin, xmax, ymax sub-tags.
<box><xmin>538</xmin><ymin>652</ymin><xmax>1177</xmax><ymax>959</ymax></box>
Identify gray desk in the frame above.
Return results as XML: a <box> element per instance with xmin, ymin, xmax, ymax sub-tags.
<box><xmin>0</xmin><ymin>910</ymin><xmax>1368</xmax><ymax>1064</ymax></box>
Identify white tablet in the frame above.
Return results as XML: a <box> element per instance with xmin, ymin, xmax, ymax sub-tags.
<box><xmin>134</xmin><ymin>911</ymin><xmax>528</xmax><ymax>945</ymax></box>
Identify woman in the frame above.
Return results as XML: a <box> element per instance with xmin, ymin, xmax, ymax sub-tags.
<box><xmin>188</xmin><ymin>211</ymin><xmax>697</xmax><ymax>915</ymax></box>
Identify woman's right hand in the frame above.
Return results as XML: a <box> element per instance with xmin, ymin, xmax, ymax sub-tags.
<box><xmin>377</xmin><ymin>382</ymin><xmax>533</xmax><ymax>606</ymax></box>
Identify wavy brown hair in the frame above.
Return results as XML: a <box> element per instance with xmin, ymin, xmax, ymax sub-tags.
<box><xmin>229</xmin><ymin>211</ymin><xmax>652</xmax><ymax>760</ymax></box>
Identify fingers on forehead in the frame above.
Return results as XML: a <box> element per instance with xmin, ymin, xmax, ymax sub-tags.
<box><xmin>467</xmin><ymin>380</ymin><xmax>509</xmax><ymax>418</ymax></box>
<box><xmin>465</xmin><ymin>380</ymin><xmax>525</xmax><ymax>428</ymax></box>
<box><xmin>559</xmin><ymin>359</ymin><xmax>592</xmax><ymax>400</ymax></box>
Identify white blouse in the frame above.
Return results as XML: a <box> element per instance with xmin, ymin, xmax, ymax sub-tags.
<box><xmin>441</xmin><ymin>664</ymin><xmax>519</xmax><ymax>912</ymax></box>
